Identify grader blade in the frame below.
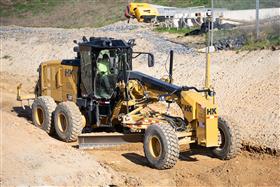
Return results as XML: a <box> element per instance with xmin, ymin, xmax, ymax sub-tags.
<box><xmin>78</xmin><ymin>133</ymin><xmax>143</xmax><ymax>149</ymax></box>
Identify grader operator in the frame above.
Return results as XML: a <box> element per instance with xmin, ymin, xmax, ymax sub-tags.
<box><xmin>17</xmin><ymin>37</ymin><xmax>241</xmax><ymax>169</ymax></box>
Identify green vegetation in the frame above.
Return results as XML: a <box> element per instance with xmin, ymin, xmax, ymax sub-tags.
<box><xmin>0</xmin><ymin>0</ymin><xmax>210</xmax><ymax>19</ymax></box>
<box><xmin>1</xmin><ymin>0</ymin><xmax>279</xmax><ymax>28</ymax></box>
<box><xmin>0</xmin><ymin>0</ymin><xmax>127</xmax><ymax>28</ymax></box>
<box><xmin>146</xmin><ymin>0</ymin><xmax>280</xmax><ymax>9</ymax></box>
<box><xmin>149</xmin><ymin>0</ymin><xmax>208</xmax><ymax>7</ymax></box>
<box><xmin>0</xmin><ymin>0</ymin><xmax>206</xmax><ymax>28</ymax></box>
<box><xmin>153</xmin><ymin>27</ymin><xmax>197</xmax><ymax>34</ymax></box>
<box><xmin>213</xmin><ymin>21</ymin><xmax>280</xmax><ymax>51</ymax></box>
<box><xmin>241</xmin><ymin>23</ymin><xmax>280</xmax><ymax>50</ymax></box>
<box><xmin>0</xmin><ymin>0</ymin><xmax>62</xmax><ymax>17</ymax></box>
<box><xmin>242</xmin><ymin>35</ymin><xmax>280</xmax><ymax>51</ymax></box>
<box><xmin>214</xmin><ymin>0</ymin><xmax>280</xmax><ymax>10</ymax></box>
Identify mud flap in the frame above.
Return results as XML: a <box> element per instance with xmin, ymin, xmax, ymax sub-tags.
<box><xmin>78</xmin><ymin>133</ymin><xmax>143</xmax><ymax>149</ymax></box>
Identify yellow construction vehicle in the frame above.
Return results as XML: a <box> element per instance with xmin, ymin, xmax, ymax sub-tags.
<box><xmin>17</xmin><ymin>37</ymin><xmax>241</xmax><ymax>169</ymax></box>
<box><xmin>125</xmin><ymin>2</ymin><xmax>159</xmax><ymax>22</ymax></box>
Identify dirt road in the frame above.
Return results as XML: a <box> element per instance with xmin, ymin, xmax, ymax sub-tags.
<box><xmin>91</xmin><ymin>145</ymin><xmax>280</xmax><ymax>186</ymax></box>
<box><xmin>1</xmin><ymin>58</ymin><xmax>279</xmax><ymax>186</ymax></box>
<box><xmin>1</xmin><ymin>86</ymin><xmax>279</xmax><ymax>186</ymax></box>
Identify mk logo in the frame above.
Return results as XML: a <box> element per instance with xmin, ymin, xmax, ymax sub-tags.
<box><xmin>206</xmin><ymin>108</ymin><xmax>217</xmax><ymax>115</ymax></box>
<box><xmin>185</xmin><ymin>105</ymin><xmax>192</xmax><ymax>113</ymax></box>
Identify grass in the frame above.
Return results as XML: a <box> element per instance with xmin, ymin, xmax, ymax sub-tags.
<box><xmin>213</xmin><ymin>21</ymin><xmax>280</xmax><ymax>51</ymax></box>
<box><xmin>0</xmin><ymin>0</ymin><xmax>62</xmax><ymax>17</ymax></box>
<box><xmin>241</xmin><ymin>35</ymin><xmax>280</xmax><ymax>51</ymax></box>
<box><xmin>149</xmin><ymin>0</ymin><xmax>208</xmax><ymax>7</ymax></box>
<box><xmin>1</xmin><ymin>0</ymin><xmax>279</xmax><ymax>28</ymax></box>
<box><xmin>0</xmin><ymin>0</ymin><xmax>127</xmax><ymax>28</ymax></box>
<box><xmin>214</xmin><ymin>0</ymin><xmax>280</xmax><ymax>10</ymax></box>
<box><xmin>154</xmin><ymin>22</ymin><xmax>280</xmax><ymax>51</ymax></box>
<box><xmin>240</xmin><ymin>23</ymin><xmax>280</xmax><ymax>51</ymax></box>
<box><xmin>148</xmin><ymin>0</ymin><xmax>279</xmax><ymax>9</ymax></box>
<box><xmin>153</xmin><ymin>27</ymin><xmax>198</xmax><ymax>34</ymax></box>
<box><xmin>0</xmin><ymin>0</ymin><xmax>209</xmax><ymax>18</ymax></box>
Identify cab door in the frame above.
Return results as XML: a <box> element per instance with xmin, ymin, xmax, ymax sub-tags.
<box><xmin>61</xmin><ymin>64</ymin><xmax>79</xmax><ymax>102</ymax></box>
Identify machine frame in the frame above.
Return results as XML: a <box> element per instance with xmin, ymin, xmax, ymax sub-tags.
<box><xmin>17</xmin><ymin>36</ymin><xmax>241</xmax><ymax>169</ymax></box>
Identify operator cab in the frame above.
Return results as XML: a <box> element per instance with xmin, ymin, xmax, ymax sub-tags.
<box><xmin>74</xmin><ymin>37</ymin><xmax>154</xmax><ymax>127</ymax></box>
<box><xmin>76</xmin><ymin>37</ymin><xmax>133</xmax><ymax>100</ymax></box>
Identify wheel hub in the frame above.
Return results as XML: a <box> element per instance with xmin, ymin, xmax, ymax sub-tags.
<box><xmin>35</xmin><ymin>106</ymin><xmax>44</xmax><ymax>126</ymax></box>
<box><xmin>57</xmin><ymin>113</ymin><xmax>68</xmax><ymax>133</ymax></box>
<box><xmin>149</xmin><ymin>136</ymin><xmax>162</xmax><ymax>159</ymax></box>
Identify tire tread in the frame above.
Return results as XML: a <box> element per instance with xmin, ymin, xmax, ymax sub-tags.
<box><xmin>54</xmin><ymin>101</ymin><xmax>83</xmax><ymax>142</ymax></box>
<box><xmin>145</xmin><ymin>124</ymin><xmax>180</xmax><ymax>169</ymax></box>
<box><xmin>32</xmin><ymin>96</ymin><xmax>56</xmax><ymax>134</ymax></box>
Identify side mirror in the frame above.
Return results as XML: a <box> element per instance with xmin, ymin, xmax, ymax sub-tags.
<box><xmin>128</xmin><ymin>39</ymin><xmax>135</xmax><ymax>46</ymax></box>
<box><xmin>73</xmin><ymin>46</ymin><xmax>79</xmax><ymax>52</ymax></box>
<box><xmin>73</xmin><ymin>40</ymin><xmax>77</xmax><ymax>44</ymax></box>
<box><xmin>132</xmin><ymin>51</ymin><xmax>155</xmax><ymax>67</ymax></box>
<box><xmin>148</xmin><ymin>54</ymin><xmax>154</xmax><ymax>67</ymax></box>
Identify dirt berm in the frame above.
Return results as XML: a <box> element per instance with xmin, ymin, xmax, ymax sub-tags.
<box><xmin>0</xmin><ymin>22</ymin><xmax>279</xmax><ymax>186</ymax></box>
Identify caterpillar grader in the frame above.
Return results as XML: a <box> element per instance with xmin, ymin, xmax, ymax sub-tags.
<box><xmin>17</xmin><ymin>36</ymin><xmax>241</xmax><ymax>169</ymax></box>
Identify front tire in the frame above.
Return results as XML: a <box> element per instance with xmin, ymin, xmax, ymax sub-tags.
<box><xmin>32</xmin><ymin>96</ymin><xmax>56</xmax><ymax>134</ymax></box>
<box><xmin>54</xmin><ymin>101</ymin><xmax>83</xmax><ymax>142</ymax></box>
<box><xmin>144</xmin><ymin>124</ymin><xmax>179</xmax><ymax>169</ymax></box>
<box><xmin>211</xmin><ymin>116</ymin><xmax>242</xmax><ymax>159</ymax></box>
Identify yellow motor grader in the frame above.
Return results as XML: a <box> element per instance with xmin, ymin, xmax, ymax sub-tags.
<box><xmin>17</xmin><ymin>37</ymin><xmax>241</xmax><ymax>169</ymax></box>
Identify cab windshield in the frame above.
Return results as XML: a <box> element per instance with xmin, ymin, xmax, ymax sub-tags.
<box><xmin>94</xmin><ymin>49</ymin><xmax>130</xmax><ymax>99</ymax></box>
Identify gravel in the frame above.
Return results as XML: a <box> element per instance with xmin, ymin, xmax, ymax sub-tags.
<box><xmin>214</xmin><ymin>35</ymin><xmax>247</xmax><ymax>50</ymax></box>
<box><xmin>1</xmin><ymin>23</ymin><xmax>194</xmax><ymax>56</ymax></box>
<box><xmin>139</xmin><ymin>31</ymin><xmax>194</xmax><ymax>54</ymax></box>
<box><xmin>95</xmin><ymin>21</ymin><xmax>195</xmax><ymax>54</ymax></box>
<box><xmin>98</xmin><ymin>22</ymin><xmax>140</xmax><ymax>32</ymax></box>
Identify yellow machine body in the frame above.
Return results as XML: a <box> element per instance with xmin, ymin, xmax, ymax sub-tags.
<box><xmin>128</xmin><ymin>3</ymin><xmax>159</xmax><ymax>22</ymax></box>
<box><xmin>39</xmin><ymin>60</ymin><xmax>79</xmax><ymax>103</ymax></box>
<box><xmin>16</xmin><ymin>36</ymin><xmax>237</xmax><ymax>170</ymax></box>
<box><xmin>114</xmin><ymin>80</ymin><xmax>219</xmax><ymax>147</ymax></box>
<box><xmin>17</xmin><ymin>34</ymin><xmax>219</xmax><ymax>150</ymax></box>
<box><xmin>180</xmin><ymin>91</ymin><xmax>218</xmax><ymax>147</ymax></box>
<box><xmin>36</xmin><ymin>61</ymin><xmax>219</xmax><ymax>147</ymax></box>
<box><xmin>20</xmin><ymin>59</ymin><xmax>218</xmax><ymax>148</ymax></box>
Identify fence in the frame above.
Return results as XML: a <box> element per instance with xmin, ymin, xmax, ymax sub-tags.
<box><xmin>211</xmin><ymin>0</ymin><xmax>280</xmax><ymax>50</ymax></box>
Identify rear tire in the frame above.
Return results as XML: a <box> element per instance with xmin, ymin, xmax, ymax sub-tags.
<box><xmin>144</xmin><ymin>124</ymin><xmax>179</xmax><ymax>169</ymax></box>
<box><xmin>54</xmin><ymin>101</ymin><xmax>83</xmax><ymax>142</ymax></box>
<box><xmin>211</xmin><ymin>116</ymin><xmax>242</xmax><ymax>159</ymax></box>
<box><xmin>32</xmin><ymin>96</ymin><xmax>56</xmax><ymax>134</ymax></box>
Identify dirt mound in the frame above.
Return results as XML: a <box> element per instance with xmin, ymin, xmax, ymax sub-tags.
<box><xmin>0</xmin><ymin>98</ymin><xmax>131</xmax><ymax>186</ymax></box>
<box><xmin>0</xmin><ymin>72</ymin><xmax>137</xmax><ymax>186</ymax></box>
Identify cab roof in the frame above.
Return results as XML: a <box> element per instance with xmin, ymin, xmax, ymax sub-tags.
<box><xmin>78</xmin><ymin>37</ymin><xmax>132</xmax><ymax>49</ymax></box>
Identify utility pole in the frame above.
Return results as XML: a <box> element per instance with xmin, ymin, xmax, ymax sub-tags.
<box><xmin>210</xmin><ymin>0</ymin><xmax>214</xmax><ymax>46</ymax></box>
<box><xmin>256</xmin><ymin>0</ymin><xmax>260</xmax><ymax>40</ymax></box>
<box><xmin>205</xmin><ymin>0</ymin><xmax>214</xmax><ymax>90</ymax></box>
<box><xmin>205</xmin><ymin>12</ymin><xmax>211</xmax><ymax>90</ymax></box>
